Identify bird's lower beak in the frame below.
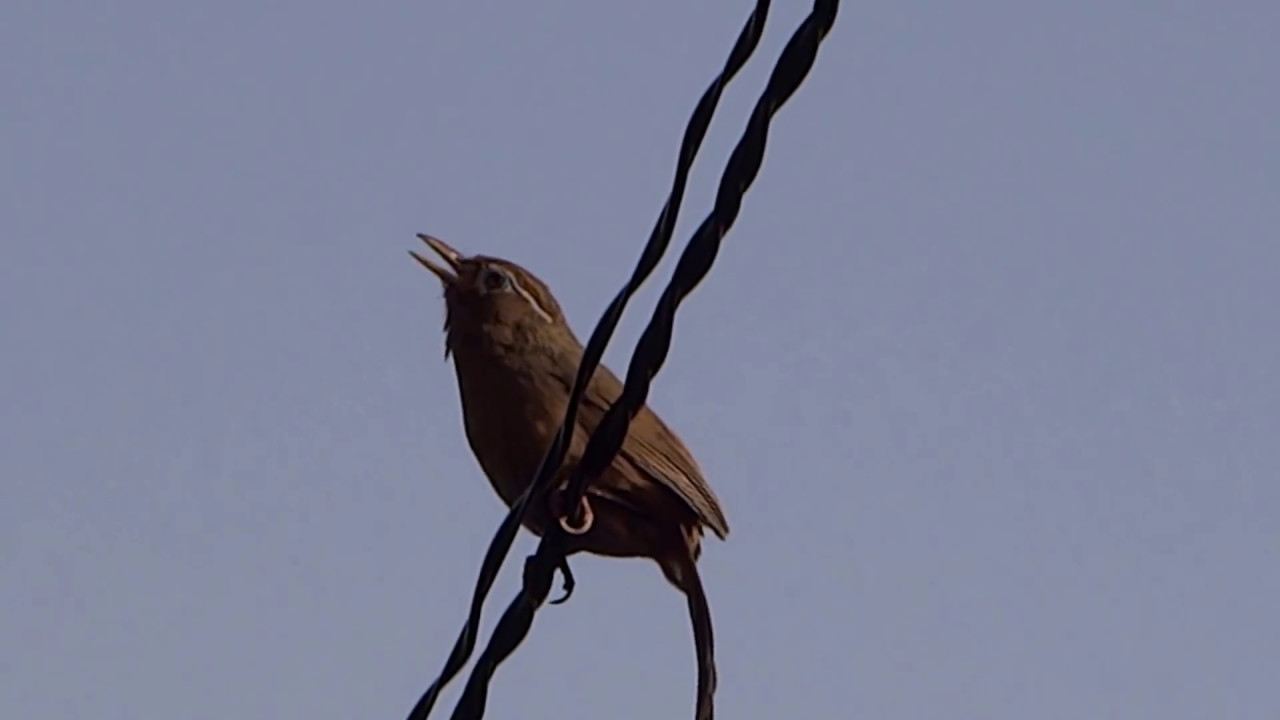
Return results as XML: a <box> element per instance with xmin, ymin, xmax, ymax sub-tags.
<box><xmin>410</xmin><ymin>234</ymin><xmax>462</xmax><ymax>285</ymax></box>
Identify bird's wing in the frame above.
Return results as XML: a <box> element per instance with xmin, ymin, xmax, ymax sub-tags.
<box><xmin>569</xmin><ymin>361</ymin><xmax>730</xmax><ymax>540</ymax></box>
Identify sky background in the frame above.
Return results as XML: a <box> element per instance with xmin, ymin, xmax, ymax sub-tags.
<box><xmin>3</xmin><ymin>1</ymin><xmax>1278</xmax><ymax>718</ymax></box>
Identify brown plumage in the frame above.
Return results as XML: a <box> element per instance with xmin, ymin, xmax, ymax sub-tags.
<box><xmin>411</xmin><ymin>234</ymin><xmax>726</xmax><ymax>720</ymax></box>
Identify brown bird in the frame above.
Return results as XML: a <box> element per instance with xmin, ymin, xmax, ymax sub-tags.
<box><xmin>410</xmin><ymin>233</ymin><xmax>728</xmax><ymax>720</ymax></box>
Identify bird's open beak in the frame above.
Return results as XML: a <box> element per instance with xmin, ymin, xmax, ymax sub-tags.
<box><xmin>410</xmin><ymin>234</ymin><xmax>462</xmax><ymax>285</ymax></box>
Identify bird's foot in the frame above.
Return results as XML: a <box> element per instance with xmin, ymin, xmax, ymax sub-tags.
<box><xmin>549</xmin><ymin>558</ymin><xmax>575</xmax><ymax>605</ymax></box>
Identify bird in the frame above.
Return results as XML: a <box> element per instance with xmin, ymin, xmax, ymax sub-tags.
<box><xmin>410</xmin><ymin>233</ymin><xmax>728</xmax><ymax>720</ymax></box>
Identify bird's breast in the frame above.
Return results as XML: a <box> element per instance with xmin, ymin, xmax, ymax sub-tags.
<box><xmin>450</xmin><ymin>344</ymin><xmax>570</xmax><ymax>510</ymax></box>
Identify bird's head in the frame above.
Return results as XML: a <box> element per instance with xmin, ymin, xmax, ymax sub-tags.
<box><xmin>410</xmin><ymin>234</ymin><xmax>568</xmax><ymax>357</ymax></box>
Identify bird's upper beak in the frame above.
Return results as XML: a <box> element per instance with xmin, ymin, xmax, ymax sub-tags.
<box><xmin>410</xmin><ymin>234</ymin><xmax>462</xmax><ymax>286</ymax></box>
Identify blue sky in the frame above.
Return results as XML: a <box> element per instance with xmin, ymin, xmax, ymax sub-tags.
<box><xmin>3</xmin><ymin>2</ymin><xmax>1278</xmax><ymax>719</ymax></box>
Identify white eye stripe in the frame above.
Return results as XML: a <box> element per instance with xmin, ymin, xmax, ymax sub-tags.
<box><xmin>513</xmin><ymin>282</ymin><xmax>554</xmax><ymax>322</ymax></box>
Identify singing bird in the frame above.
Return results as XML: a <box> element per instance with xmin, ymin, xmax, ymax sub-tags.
<box><xmin>410</xmin><ymin>234</ymin><xmax>728</xmax><ymax>720</ymax></box>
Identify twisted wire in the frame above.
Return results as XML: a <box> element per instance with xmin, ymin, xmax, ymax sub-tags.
<box><xmin>405</xmin><ymin>4</ymin><xmax>773</xmax><ymax>719</ymax></box>
<box><xmin>443</xmin><ymin>2</ymin><xmax>840</xmax><ymax>719</ymax></box>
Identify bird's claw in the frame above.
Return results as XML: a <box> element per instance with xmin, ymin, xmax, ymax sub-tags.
<box><xmin>549</xmin><ymin>558</ymin><xmax>575</xmax><ymax>605</ymax></box>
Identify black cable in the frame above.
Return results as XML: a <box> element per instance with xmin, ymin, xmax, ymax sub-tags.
<box><xmin>405</xmin><ymin>4</ymin><xmax>774</xmax><ymax>719</ymax></box>
<box><xmin>445</xmin><ymin>2</ymin><xmax>840</xmax><ymax>719</ymax></box>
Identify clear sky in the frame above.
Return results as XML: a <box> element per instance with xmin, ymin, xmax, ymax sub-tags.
<box><xmin>3</xmin><ymin>1</ymin><xmax>1277</xmax><ymax>719</ymax></box>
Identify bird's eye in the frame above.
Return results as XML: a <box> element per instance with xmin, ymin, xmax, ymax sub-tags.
<box><xmin>479</xmin><ymin>267</ymin><xmax>512</xmax><ymax>293</ymax></box>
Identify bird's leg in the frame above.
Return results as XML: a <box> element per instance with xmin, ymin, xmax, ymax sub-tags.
<box><xmin>660</xmin><ymin>551</ymin><xmax>717</xmax><ymax>720</ymax></box>
<box><xmin>539</xmin><ymin>479</ymin><xmax>582</xmax><ymax>604</ymax></box>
